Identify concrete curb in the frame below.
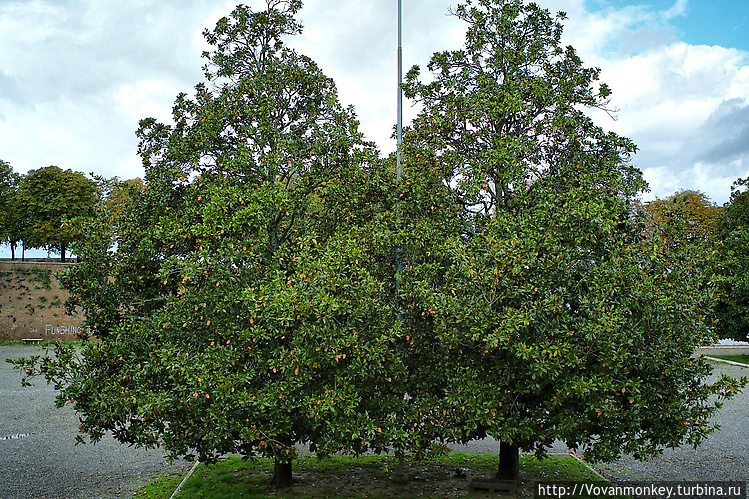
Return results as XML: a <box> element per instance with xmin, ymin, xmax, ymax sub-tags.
<box><xmin>549</xmin><ymin>452</ymin><xmax>609</xmax><ymax>482</ymax></box>
<box><xmin>702</xmin><ymin>355</ymin><xmax>749</xmax><ymax>368</ymax></box>
<box><xmin>170</xmin><ymin>459</ymin><xmax>200</xmax><ymax>499</ymax></box>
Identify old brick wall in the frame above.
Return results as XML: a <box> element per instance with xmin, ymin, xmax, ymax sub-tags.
<box><xmin>0</xmin><ymin>261</ymin><xmax>84</xmax><ymax>341</ymax></box>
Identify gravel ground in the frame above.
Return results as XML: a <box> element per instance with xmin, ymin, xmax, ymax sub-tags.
<box><xmin>0</xmin><ymin>345</ymin><xmax>188</xmax><ymax>499</ymax></box>
<box><xmin>1</xmin><ymin>344</ymin><xmax>747</xmax><ymax>498</ymax></box>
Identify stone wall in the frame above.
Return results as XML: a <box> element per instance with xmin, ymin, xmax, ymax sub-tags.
<box><xmin>0</xmin><ymin>261</ymin><xmax>83</xmax><ymax>341</ymax></box>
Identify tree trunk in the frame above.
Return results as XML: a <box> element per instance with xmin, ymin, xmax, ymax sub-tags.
<box><xmin>60</xmin><ymin>243</ymin><xmax>66</xmax><ymax>263</ymax></box>
<box><xmin>392</xmin><ymin>455</ymin><xmax>407</xmax><ymax>482</ymax></box>
<box><xmin>496</xmin><ymin>441</ymin><xmax>520</xmax><ymax>481</ymax></box>
<box><xmin>10</xmin><ymin>242</ymin><xmax>15</xmax><ymax>261</ymax></box>
<box><xmin>270</xmin><ymin>458</ymin><xmax>293</xmax><ymax>489</ymax></box>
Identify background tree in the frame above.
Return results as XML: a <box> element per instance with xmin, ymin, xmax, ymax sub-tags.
<box><xmin>101</xmin><ymin>177</ymin><xmax>145</xmax><ymax>227</ymax></box>
<box><xmin>0</xmin><ymin>160</ymin><xmax>24</xmax><ymax>260</ymax></box>
<box><xmin>639</xmin><ymin>190</ymin><xmax>722</xmax><ymax>340</ymax></box>
<box><xmin>15</xmin><ymin>165</ymin><xmax>98</xmax><ymax>262</ymax></box>
<box><xmin>0</xmin><ymin>160</ymin><xmax>15</xmax><ymax>242</ymax></box>
<box><xmin>712</xmin><ymin>178</ymin><xmax>749</xmax><ymax>342</ymax></box>
<box><xmin>401</xmin><ymin>0</ymin><xmax>743</xmax><ymax>480</ymax></box>
<box><xmin>641</xmin><ymin>190</ymin><xmax>722</xmax><ymax>247</ymax></box>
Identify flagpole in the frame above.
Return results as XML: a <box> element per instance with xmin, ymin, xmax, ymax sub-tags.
<box><xmin>395</xmin><ymin>0</ymin><xmax>404</xmax><ymax>276</ymax></box>
<box><xmin>395</xmin><ymin>0</ymin><xmax>406</xmax><ymax>480</ymax></box>
<box><xmin>395</xmin><ymin>0</ymin><xmax>404</xmax><ymax>321</ymax></box>
<box><xmin>397</xmin><ymin>0</ymin><xmax>403</xmax><ymax>179</ymax></box>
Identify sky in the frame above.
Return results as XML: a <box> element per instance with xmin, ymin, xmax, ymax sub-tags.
<box><xmin>0</xmin><ymin>0</ymin><xmax>747</xmax><ymax>216</ymax></box>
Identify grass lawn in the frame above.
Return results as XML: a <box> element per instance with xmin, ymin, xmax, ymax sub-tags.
<box><xmin>136</xmin><ymin>452</ymin><xmax>607</xmax><ymax>498</ymax></box>
<box><xmin>707</xmin><ymin>354</ymin><xmax>749</xmax><ymax>365</ymax></box>
<box><xmin>1</xmin><ymin>340</ymin><xmax>80</xmax><ymax>346</ymax></box>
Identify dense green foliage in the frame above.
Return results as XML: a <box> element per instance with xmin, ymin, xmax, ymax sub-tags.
<box><xmin>12</xmin><ymin>165</ymin><xmax>98</xmax><ymax>261</ymax></box>
<box><xmin>0</xmin><ymin>160</ymin><xmax>24</xmax><ymax>259</ymax></box>
<box><xmin>9</xmin><ymin>0</ymin><xmax>745</xmax><ymax>489</ymax></box>
<box><xmin>399</xmin><ymin>0</ymin><xmax>743</xmax><ymax>474</ymax></box>
<box><xmin>19</xmin><ymin>0</ymin><xmax>395</xmax><ymax>487</ymax></box>
<box><xmin>713</xmin><ymin>178</ymin><xmax>749</xmax><ymax>342</ymax></box>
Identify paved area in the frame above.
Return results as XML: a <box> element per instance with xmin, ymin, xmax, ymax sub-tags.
<box><xmin>697</xmin><ymin>345</ymin><xmax>749</xmax><ymax>356</ymax></box>
<box><xmin>0</xmin><ymin>345</ymin><xmax>188</xmax><ymax>499</ymax></box>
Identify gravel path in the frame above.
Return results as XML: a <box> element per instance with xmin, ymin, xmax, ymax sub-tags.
<box><xmin>1</xmin><ymin>345</ymin><xmax>747</xmax><ymax>498</ymax></box>
<box><xmin>0</xmin><ymin>345</ymin><xmax>188</xmax><ymax>499</ymax></box>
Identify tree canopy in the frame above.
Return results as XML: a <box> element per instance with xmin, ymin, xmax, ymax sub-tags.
<box><xmin>403</xmin><ymin>0</ymin><xmax>643</xmax><ymax>223</ymax></box>
<box><xmin>642</xmin><ymin>190</ymin><xmax>722</xmax><ymax>247</ymax></box>
<box><xmin>0</xmin><ymin>160</ymin><xmax>23</xmax><ymax>259</ymax></box>
<box><xmin>24</xmin><ymin>0</ymin><xmax>387</xmax><ymax>488</ymax></box>
<box><xmin>14</xmin><ymin>165</ymin><xmax>98</xmax><ymax>262</ymax></box>
<box><xmin>712</xmin><ymin>178</ymin><xmax>749</xmax><ymax>342</ymax></box>
<box><xmin>400</xmin><ymin>0</ymin><xmax>742</xmax><ymax>478</ymax></box>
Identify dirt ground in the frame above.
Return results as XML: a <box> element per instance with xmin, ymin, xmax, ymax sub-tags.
<box><xmin>231</xmin><ymin>460</ymin><xmax>544</xmax><ymax>497</ymax></box>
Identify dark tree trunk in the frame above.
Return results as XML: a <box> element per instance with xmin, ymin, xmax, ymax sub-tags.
<box><xmin>10</xmin><ymin>242</ymin><xmax>15</xmax><ymax>261</ymax></box>
<box><xmin>392</xmin><ymin>455</ymin><xmax>407</xmax><ymax>482</ymax></box>
<box><xmin>60</xmin><ymin>243</ymin><xmax>66</xmax><ymax>263</ymax></box>
<box><xmin>496</xmin><ymin>441</ymin><xmax>520</xmax><ymax>481</ymax></box>
<box><xmin>270</xmin><ymin>458</ymin><xmax>293</xmax><ymax>489</ymax></box>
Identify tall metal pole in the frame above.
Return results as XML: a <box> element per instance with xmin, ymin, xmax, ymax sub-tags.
<box><xmin>395</xmin><ymin>0</ymin><xmax>404</xmax><ymax>318</ymax></box>
<box><xmin>394</xmin><ymin>0</ymin><xmax>406</xmax><ymax>481</ymax></box>
<box><xmin>396</xmin><ymin>0</ymin><xmax>403</xmax><ymax>180</ymax></box>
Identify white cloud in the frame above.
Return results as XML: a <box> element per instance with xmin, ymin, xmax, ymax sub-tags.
<box><xmin>662</xmin><ymin>0</ymin><xmax>688</xmax><ymax>21</ymax></box>
<box><xmin>114</xmin><ymin>80</ymin><xmax>179</xmax><ymax>124</ymax></box>
<box><xmin>542</xmin><ymin>0</ymin><xmax>749</xmax><ymax>204</ymax></box>
<box><xmin>0</xmin><ymin>0</ymin><xmax>236</xmax><ymax>179</ymax></box>
<box><xmin>589</xmin><ymin>42</ymin><xmax>749</xmax><ymax>203</ymax></box>
<box><xmin>294</xmin><ymin>0</ymin><xmax>464</xmax><ymax>154</ymax></box>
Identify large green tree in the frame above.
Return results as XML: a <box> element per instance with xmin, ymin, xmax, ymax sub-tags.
<box><xmin>713</xmin><ymin>178</ymin><xmax>749</xmax><ymax>342</ymax></box>
<box><xmin>13</xmin><ymin>0</ymin><xmax>392</xmax><ymax>489</ymax></box>
<box><xmin>10</xmin><ymin>0</ymin><xmax>746</xmax><ymax>491</ymax></box>
<box><xmin>15</xmin><ymin>165</ymin><xmax>98</xmax><ymax>262</ymax></box>
<box><xmin>400</xmin><ymin>0</ymin><xmax>743</xmax><ymax>480</ymax></box>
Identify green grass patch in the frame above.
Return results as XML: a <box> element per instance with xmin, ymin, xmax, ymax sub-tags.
<box><xmin>707</xmin><ymin>354</ymin><xmax>749</xmax><ymax>365</ymax></box>
<box><xmin>135</xmin><ymin>469</ymin><xmax>189</xmax><ymax>498</ymax></box>
<box><xmin>136</xmin><ymin>452</ymin><xmax>606</xmax><ymax>498</ymax></box>
<box><xmin>0</xmin><ymin>340</ymin><xmax>81</xmax><ymax>347</ymax></box>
